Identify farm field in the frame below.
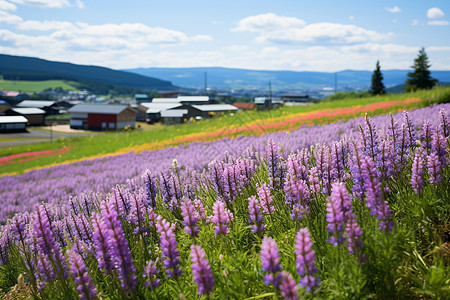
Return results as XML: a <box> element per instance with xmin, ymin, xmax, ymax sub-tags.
<box><xmin>1</xmin><ymin>86</ymin><xmax>449</xmax><ymax>176</ymax></box>
<box><xmin>0</xmin><ymin>101</ymin><xmax>448</xmax><ymax>299</ymax></box>
<box><xmin>0</xmin><ymin>80</ymin><xmax>77</xmax><ymax>93</ymax></box>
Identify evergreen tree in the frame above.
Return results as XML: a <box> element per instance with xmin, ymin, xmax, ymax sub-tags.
<box><xmin>370</xmin><ymin>61</ymin><xmax>385</xmax><ymax>95</ymax></box>
<box><xmin>405</xmin><ymin>47</ymin><xmax>437</xmax><ymax>91</ymax></box>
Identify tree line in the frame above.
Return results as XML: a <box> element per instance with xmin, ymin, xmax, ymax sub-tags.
<box><xmin>370</xmin><ymin>47</ymin><xmax>437</xmax><ymax>95</ymax></box>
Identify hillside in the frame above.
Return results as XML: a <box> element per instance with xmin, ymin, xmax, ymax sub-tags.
<box><xmin>125</xmin><ymin>66</ymin><xmax>450</xmax><ymax>91</ymax></box>
<box><xmin>0</xmin><ymin>54</ymin><xmax>177</xmax><ymax>94</ymax></box>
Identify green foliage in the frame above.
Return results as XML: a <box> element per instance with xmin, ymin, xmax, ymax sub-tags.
<box><xmin>370</xmin><ymin>61</ymin><xmax>386</xmax><ymax>96</ymax></box>
<box><xmin>405</xmin><ymin>48</ymin><xmax>438</xmax><ymax>92</ymax></box>
<box><xmin>322</xmin><ymin>90</ymin><xmax>371</xmax><ymax>102</ymax></box>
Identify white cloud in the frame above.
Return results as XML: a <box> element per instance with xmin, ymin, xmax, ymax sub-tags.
<box><xmin>386</xmin><ymin>6</ymin><xmax>401</xmax><ymax>13</ymax></box>
<box><xmin>427</xmin><ymin>7</ymin><xmax>444</xmax><ymax>19</ymax></box>
<box><xmin>411</xmin><ymin>19</ymin><xmax>419</xmax><ymax>26</ymax></box>
<box><xmin>226</xmin><ymin>45</ymin><xmax>250</xmax><ymax>52</ymax></box>
<box><xmin>0</xmin><ymin>11</ymin><xmax>22</xmax><ymax>24</ymax></box>
<box><xmin>191</xmin><ymin>34</ymin><xmax>214</xmax><ymax>42</ymax></box>
<box><xmin>75</xmin><ymin>0</ymin><xmax>83</xmax><ymax>9</ymax></box>
<box><xmin>427</xmin><ymin>20</ymin><xmax>449</xmax><ymax>26</ymax></box>
<box><xmin>349</xmin><ymin>15</ymin><xmax>354</xmax><ymax>20</ymax></box>
<box><xmin>232</xmin><ymin>12</ymin><xmax>306</xmax><ymax>32</ymax></box>
<box><xmin>233</xmin><ymin>13</ymin><xmax>391</xmax><ymax>45</ymax></box>
<box><xmin>17</xmin><ymin>20</ymin><xmax>75</xmax><ymax>30</ymax></box>
<box><xmin>9</xmin><ymin>0</ymin><xmax>69</xmax><ymax>8</ymax></box>
<box><xmin>0</xmin><ymin>0</ymin><xmax>17</xmax><ymax>11</ymax></box>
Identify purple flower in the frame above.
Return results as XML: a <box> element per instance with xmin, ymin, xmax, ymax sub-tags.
<box><xmin>411</xmin><ymin>150</ymin><xmax>425</xmax><ymax>194</ymax></box>
<box><xmin>248</xmin><ymin>195</ymin><xmax>265</xmax><ymax>234</ymax></box>
<box><xmin>432</xmin><ymin>131</ymin><xmax>448</xmax><ymax>168</ymax></box>
<box><xmin>403</xmin><ymin>110</ymin><xmax>416</xmax><ymax>149</ymax></box>
<box><xmin>155</xmin><ymin>216</ymin><xmax>182</xmax><ymax>278</ymax></box>
<box><xmin>427</xmin><ymin>152</ymin><xmax>442</xmax><ymax>184</ymax></box>
<box><xmin>142</xmin><ymin>169</ymin><xmax>158</xmax><ymax>208</ymax></box>
<box><xmin>101</xmin><ymin>201</ymin><xmax>137</xmax><ymax>290</ymax></box>
<box><xmin>260</xmin><ymin>236</ymin><xmax>282</xmax><ymax>287</ymax></box>
<box><xmin>68</xmin><ymin>249</ymin><xmax>97</xmax><ymax>300</ymax></box>
<box><xmin>212</xmin><ymin>200</ymin><xmax>233</xmax><ymax>235</ymax></box>
<box><xmin>181</xmin><ymin>198</ymin><xmax>199</xmax><ymax>237</ymax></box>
<box><xmin>279</xmin><ymin>271</ymin><xmax>298</xmax><ymax>300</ymax></box>
<box><xmin>257</xmin><ymin>183</ymin><xmax>275</xmax><ymax>215</ymax></box>
<box><xmin>295</xmin><ymin>228</ymin><xmax>319</xmax><ymax>291</ymax></box>
<box><xmin>308</xmin><ymin>167</ymin><xmax>321</xmax><ymax>194</ymax></box>
<box><xmin>326</xmin><ymin>182</ymin><xmax>351</xmax><ymax>246</ymax></box>
<box><xmin>267</xmin><ymin>139</ymin><xmax>285</xmax><ymax>189</ymax></box>
<box><xmin>190</xmin><ymin>245</ymin><xmax>215</xmax><ymax>295</ymax></box>
<box><xmin>344</xmin><ymin>212</ymin><xmax>363</xmax><ymax>255</ymax></box>
<box><xmin>361</xmin><ymin>113</ymin><xmax>380</xmax><ymax>160</ymax></box>
<box><xmin>438</xmin><ymin>108</ymin><xmax>449</xmax><ymax>137</ymax></box>
<box><xmin>143</xmin><ymin>259</ymin><xmax>160</xmax><ymax>290</ymax></box>
<box><xmin>421</xmin><ymin>121</ymin><xmax>435</xmax><ymax>155</ymax></box>
<box><xmin>91</xmin><ymin>212</ymin><xmax>114</xmax><ymax>274</ymax></box>
<box><xmin>222</xmin><ymin>164</ymin><xmax>241</xmax><ymax>203</ymax></box>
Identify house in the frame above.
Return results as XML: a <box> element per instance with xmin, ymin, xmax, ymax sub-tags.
<box><xmin>254</xmin><ymin>97</ymin><xmax>283</xmax><ymax>110</ymax></box>
<box><xmin>16</xmin><ymin>100</ymin><xmax>59</xmax><ymax>115</ymax></box>
<box><xmin>135</xmin><ymin>94</ymin><xmax>149</xmax><ymax>104</ymax></box>
<box><xmin>190</xmin><ymin>104</ymin><xmax>238</xmax><ymax>119</ymax></box>
<box><xmin>6</xmin><ymin>108</ymin><xmax>45</xmax><ymax>126</ymax></box>
<box><xmin>177</xmin><ymin>96</ymin><xmax>210</xmax><ymax>105</ymax></box>
<box><xmin>232</xmin><ymin>102</ymin><xmax>255</xmax><ymax>110</ymax></box>
<box><xmin>280</xmin><ymin>94</ymin><xmax>309</xmax><ymax>106</ymax></box>
<box><xmin>0</xmin><ymin>91</ymin><xmax>29</xmax><ymax>105</ymax></box>
<box><xmin>68</xmin><ymin>104</ymin><xmax>136</xmax><ymax>130</ymax></box>
<box><xmin>139</xmin><ymin>103</ymin><xmax>183</xmax><ymax>123</ymax></box>
<box><xmin>159</xmin><ymin>91</ymin><xmax>180</xmax><ymax>98</ymax></box>
<box><xmin>151</xmin><ymin>98</ymin><xmax>180</xmax><ymax>104</ymax></box>
<box><xmin>160</xmin><ymin>109</ymin><xmax>188</xmax><ymax>125</ymax></box>
<box><xmin>0</xmin><ymin>100</ymin><xmax>12</xmax><ymax>114</ymax></box>
<box><xmin>0</xmin><ymin>116</ymin><xmax>28</xmax><ymax>132</ymax></box>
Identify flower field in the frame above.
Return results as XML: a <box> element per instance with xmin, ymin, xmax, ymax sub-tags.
<box><xmin>0</xmin><ymin>104</ymin><xmax>449</xmax><ymax>299</ymax></box>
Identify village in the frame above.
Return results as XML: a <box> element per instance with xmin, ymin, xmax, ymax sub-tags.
<box><xmin>0</xmin><ymin>90</ymin><xmax>310</xmax><ymax>132</ymax></box>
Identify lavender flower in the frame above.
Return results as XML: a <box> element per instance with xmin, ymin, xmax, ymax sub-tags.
<box><xmin>180</xmin><ymin>198</ymin><xmax>199</xmax><ymax>237</ymax></box>
<box><xmin>142</xmin><ymin>169</ymin><xmax>158</xmax><ymax>208</ymax></box>
<box><xmin>267</xmin><ymin>139</ymin><xmax>285</xmax><ymax>189</ymax></box>
<box><xmin>68</xmin><ymin>249</ymin><xmax>97</xmax><ymax>300</ymax></box>
<box><xmin>439</xmin><ymin>108</ymin><xmax>449</xmax><ymax>137</ymax></box>
<box><xmin>403</xmin><ymin>110</ymin><xmax>416</xmax><ymax>149</ymax></box>
<box><xmin>432</xmin><ymin>131</ymin><xmax>448</xmax><ymax>168</ymax></box>
<box><xmin>257</xmin><ymin>183</ymin><xmax>275</xmax><ymax>215</ymax></box>
<box><xmin>344</xmin><ymin>212</ymin><xmax>363</xmax><ymax>255</ymax></box>
<box><xmin>427</xmin><ymin>152</ymin><xmax>442</xmax><ymax>183</ymax></box>
<box><xmin>248</xmin><ymin>195</ymin><xmax>265</xmax><ymax>234</ymax></box>
<box><xmin>155</xmin><ymin>216</ymin><xmax>182</xmax><ymax>278</ymax></box>
<box><xmin>411</xmin><ymin>150</ymin><xmax>425</xmax><ymax>194</ymax></box>
<box><xmin>212</xmin><ymin>200</ymin><xmax>233</xmax><ymax>235</ymax></box>
<box><xmin>295</xmin><ymin>228</ymin><xmax>319</xmax><ymax>291</ymax></box>
<box><xmin>308</xmin><ymin>167</ymin><xmax>321</xmax><ymax>194</ymax></box>
<box><xmin>421</xmin><ymin>121</ymin><xmax>435</xmax><ymax>155</ymax></box>
<box><xmin>191</xmin><ymin>245</ymin><xmax>215</xmax><ymax>295</ymax></box>
<box><xmin>91</xmin><ymin>213</ymin><xmax>114</xmax><ymax>274</ymax></box>
<box><xmin>143</xmin><ymin>259</ymin><xmax>160</xmax><ymax>290</ymax></box>
<box><xmin>326</xmin><ymin>182</ymin><xmax>351</xmax><ymax>245</ymax></box>
<box><xmin>260</xmin><ymin>236</ymin><xmax>282</xmax><ymax>287</ymax></box>
<box><xmin>362</xmin><ymin>113</ymin><xmax>381</xmax><ymax>160</ymax></box>
<box><xmin>101</xmin><ymin>201</ymin><xmax>137</xmax><ymax>290</ymax></box>
<box><xmin>279</xmin><ymin>271</ymin><xmax>298</xmax><ymax>300</ymax></box>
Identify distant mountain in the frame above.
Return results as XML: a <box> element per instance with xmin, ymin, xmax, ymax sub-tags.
<box><xmin>0</xmin><ymin>54</ymin><xmax>176</xmax><ymax>94</ymax></box>
<box><xmin>125</xmin><ymin>67</ymin><xmax>450</xmax><ymax>92</ymax></box>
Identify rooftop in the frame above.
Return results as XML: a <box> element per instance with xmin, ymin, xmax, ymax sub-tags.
<box><xmin>17</xmin><ymin>100</ymin><xmax>56</xmax><ymax>108</ymax></box>
<box><xmin>192</xmin><ymin>104</ymin><xmax>238</xmax><ymax>112</ymax></box>
<box><xmin>11</xmin><ymin>107</ymin><xmax>45</xmax><ymax>115</ymax></box>
<box><xmin>68</xmin><ymin>104</ymin><xmax>133</xmax><ymax>114</ymax></box>
<box><xmin>0</xmin><ymin>116</ymin><xmax>28</xmax><ymax>123</ymax></box>
<box><xmin>160</xmin><ymin>109</ymin><xmax>188</xmax><ymax>118</ymax></box>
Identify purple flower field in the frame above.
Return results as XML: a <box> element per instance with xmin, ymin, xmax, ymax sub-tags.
<box><xmin>0</xmin><ymin>103</ymin><xmax>448</xmax><ymax>299</ymax></box>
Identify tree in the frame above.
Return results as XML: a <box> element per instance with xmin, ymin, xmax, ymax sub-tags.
<box><xmin>405</xmin><ymin>47</ymin><xmax>437</xmax><ymax>91</ymax></box>
<box><xmin>370</xmin><ymin>60</ymin><xmax>385</xmax><ymax>95</ymax></box>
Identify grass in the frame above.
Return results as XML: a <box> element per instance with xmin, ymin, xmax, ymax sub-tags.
<box><xmin>0</xmin><ymin>86</ymin><xmax>449</xmax><ymax>175</ymax></box>
<box><xmin>0</xmin><ymin>80</ymin><xmax>77</xmax><ymax>93</ymax></box>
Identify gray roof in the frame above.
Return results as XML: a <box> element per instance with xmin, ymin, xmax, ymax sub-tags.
<box><xmin>68</xmin><ymin>104</ymin><xmax>133</xmax><ymax>114</ymax></box>
<box><xmin>160</xmin><ymin>109</ymin><xmax>188</xmax><ymax>118</ymax></box>
<box><xmin>17</xmin><ymin>100</ymin><xmax>55</xmax><ymax>108</ymax></box>
<box><xmin>0</xmin><ymin>116</ymin><xmax>28</xmax><ymax>123</ymax></box>
<box><xmin>140</xmin><ymin>103</ymin><xmax>182</xmax><ymax>113</ymax></box>
<box><xmin>11</xmin><ymin>108</ymin><xmax>45</xmax><ymax>115</ymax></box>
<box><xmin>151</xmin><ymin>98</ymin><xmax>180</xmax><ymax>103</ymax></box>
<box><xmin>192</xmin><ymin>104</ymin><xmax>238</xmax><ymax>112</ymax></box>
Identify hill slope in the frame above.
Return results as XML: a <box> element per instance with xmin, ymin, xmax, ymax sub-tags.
<box><xmin>0</xmin><ymin>54</ymin><xmax>176</xmax><ymax>92</ymax></box>
<box><xmin>125</xmin><ymin>67</ymin><xmax>450</xmax><ymax>91</ymax></box>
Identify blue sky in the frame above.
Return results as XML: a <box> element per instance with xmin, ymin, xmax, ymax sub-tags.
<box><xmin>1</xmin><ymin>0</ymin><xmax>449</xmax><ymax>72</ymax></box>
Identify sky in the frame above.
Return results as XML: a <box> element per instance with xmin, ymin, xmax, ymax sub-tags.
<box><xmin>0</xmin><ymin>0</ymin><xmax>449</xmax><ymax>72</ymax></box>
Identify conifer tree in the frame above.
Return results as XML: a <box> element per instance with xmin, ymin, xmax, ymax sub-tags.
<box><xmin>370</xmin><ymin>61</ymin><xmax>385</xmax><ymax>95</ymax></box>
<box><xmin>405</xmin><ymin>47</ymin><xmax>437</xmax><ymax>91</ymax></box>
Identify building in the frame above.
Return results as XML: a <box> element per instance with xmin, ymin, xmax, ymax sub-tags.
<box><xmin>0</xmin><ymin>116</ymin><xmax>28</xmax><ymax>132</ymax></box>
<box><xmin>68</xmin><ymin>104</ymin><xmax>136</xmax><ymax>130</ymax></box>
<box><xmin>16</xmin><ymin>100</ymin><xmax>59</xmax><ymax>115</ymax></box>
<box><xmin>189</xmin><ymin>104</ymin><xmax>238</xmax><ymax>119</ymax></box>
<box><xmin>139</xmin><ymin>103</ymin><xmax>183</xmax><ymax>123</ymax></box>
<box><xmin>6</xmin><ymin>107</ymin><xmax>45</xmax><ymax>126</ymax></box>
<box><xmin>135</xmin><ymin>94</ymin><xmax>149</xmax><ymax>104</ymax></box>
<box><xmin>280</xmin><ymin>94</ymin><xmax>309</xmax><ymax>105</ymax></box>
<box><xmin>0</xmin><ymin>100</ymin><xmax>11</xmax><ymax>113</ymax></box>
<box><xmin>255</xmin><ymin>97</ymin><xmax>283</xmax><ymax>110</ymax></box>
<box><xmin>160</xmin><ymin>109</ymin><xmax>188</xmax><ymax>124</ymax></box>
<box><xmin>232</xmin><ymin>102</ymin><xmax>255</xmax><ymax>110</ymax></box>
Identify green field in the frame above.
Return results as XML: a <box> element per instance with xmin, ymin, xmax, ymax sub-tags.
<box><xmin>0</xmin><ymin>79</ymin><xmax>77</xmax><ymax>93</ymax></box>
<box><xmin>1</xmin><ymin>86</ymin><xmax>449</xmax><ymax>175</ymax></box>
